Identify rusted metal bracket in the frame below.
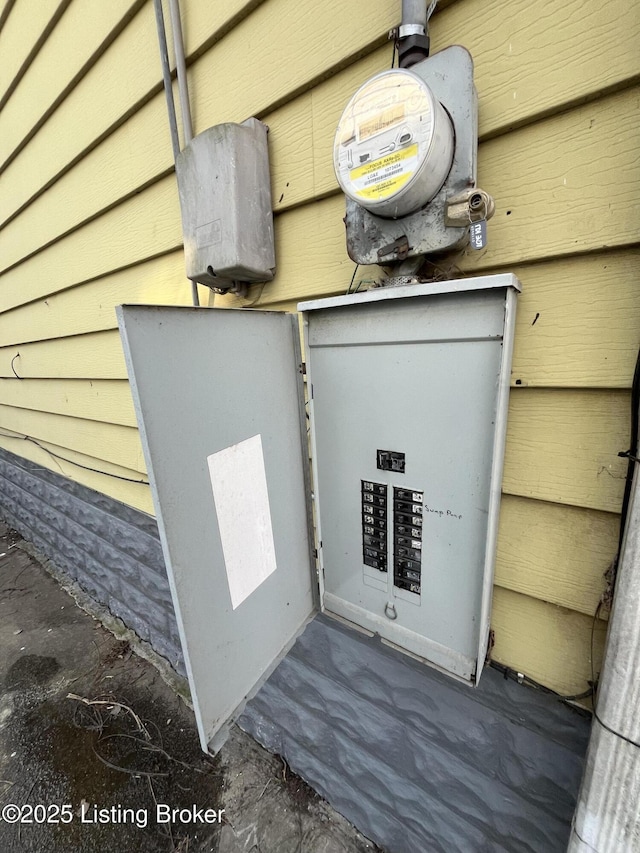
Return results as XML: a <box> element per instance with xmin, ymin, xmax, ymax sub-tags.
<box><xmin>377</xmin><ymin>236</ymin><xmax>410</xmax><ymax>262</ymax></box>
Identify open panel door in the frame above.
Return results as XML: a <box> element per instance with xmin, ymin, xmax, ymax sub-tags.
<box><xmin>117</xmin><ymin>306</ymin><xmax>316</xmax><ymax>753</ymax></box>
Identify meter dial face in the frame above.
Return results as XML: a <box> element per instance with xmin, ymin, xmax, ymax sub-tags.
<box><xmin>334</xmin><ymin>69</ymin><xmax>453</xmax><ymax>218</ymax></box>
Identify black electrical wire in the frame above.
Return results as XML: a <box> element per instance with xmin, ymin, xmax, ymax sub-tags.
<box><xmin>346</xmin><ymin>264</ymin><xmax>360</xmax><ymax>294</ymax></box>
<box><xmin>590</xmin><ymin>601</ymin><xmax>601</xmax><ymax>700</ymax></box>
<box><xmin>593</xmin><ymin>709</ymin><xmax>640</xmax><ymax>751</ymax></box>
<box><xmin>488</xmin><ymin>661</ymin><xmax>593</xmax><ymax>714</ymax></box>
<box><xmin>10</xmin><ymin>353</ymin><xmax>22</xmax><ymax>380</ymax></box>
<box><xmin>0</xmin><ymin>429</ymin><xmax>150</xmax><ymax>485</ymax></box>
<box><xmin>586</xmin><ymin>346</ymin><xmax>640</xmax><ymax>699</ymax></box>
<box><xmin>616</xmin><ymin>346</ymin><xmax>640</xmax><ymax>560</ymax></box>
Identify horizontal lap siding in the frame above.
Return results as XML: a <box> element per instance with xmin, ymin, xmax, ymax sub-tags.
<box><xmin>0</xmin><ymin>332</ymin><xmax>128</xmax><ymax>381</ymax></box>
<box><xmin>0</xmin><ymin>379</ymin><xmax>136</xmax><ymax>427</ymax></box>
<box><xmin>4</xmin><ymin>246</ymin><xmax>636</xmax><ymax>384</ymax></box>
<box><xmin>0</xmin><ymin>0</ymin><xmax>638</xmax><ymax>692</ymax></box>
<box><xmin>0</xmin><ymin>0</ymin><xmax>144</xmax><ymax>170</ymax></box>
<box><xmin>0</xmin><ymin>0</ymin><xmax>68</xmax><ymax>108</ymax></box>
<box><xmin>496</xmin><ymin>496</ymin><xmax>619</xmax><ymax>618</ymax></box>
<box><xmin>0</xmin><ymin>251</ymin><xmax>188</xmax><ymax>346</ymax></box>
<box><xmin>0</xmin><ymin>2</ymin><xmax>163</xmax><ymax>227</ymax></box>
<box><xmin>503</xmin><ymin>390</ymin><xmax>629</xmax><ymax>514</ymax></box>
<box><xmin>0</xmin><ymin>0</ymin><xmax>270</xmax><ymax>226</ymax></box>
<box><xmin>3</xmin><ymin>0</ymin><xmax>639</xmax><ymax>273</ymax></box>
<box><xmin>507</xmin><ymin>252</ymin><xmax>640</xmax><ymax>389</ymax></box>
<box><xmin>0</xmin><ymin>405</ymin><xmax>146</xmax><ymax>473</ymax></box>
<box><xmin>491</xmin><ymin>587</ymin><xmax>609</xmax><ymax>697</ymax></box>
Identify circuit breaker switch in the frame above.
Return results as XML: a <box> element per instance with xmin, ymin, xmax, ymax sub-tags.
<box><xmin>377</xmin><ymin>450</ymin><xmax>406</xmax><ymax>473</ymax></box>
<box><xmin>393</xmin><ymin>486</ymin><xmax>423</xmax><ymax>596</ymax></box>
<box><xmin>361</xmin><ymin>481</ymin><xmax>388</xmax><ymax>572</ymax></box>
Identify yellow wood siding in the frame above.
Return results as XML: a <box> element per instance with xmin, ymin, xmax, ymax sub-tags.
<box><xmin>0</xmin><ymin>251</ymin><xmax>187</xmax><ymax>345</ymax></box>
<box><xmin>0</xmin><ymin>332</ymin><xmax>127</xmax><ymax>380</ymax></box>
<box><xmin>508</xmin><ymin>252</ymin><xmax>640</xmax><ymax>389</ymax></box>
<box><xmin>3</xmin><ymin>1</ymin><xmax>640</xmax><ymax>262</ymax></box>
<box><xmin>437</xmin><ymin>0</ymin><xmax>640</xmax><ymax>138</ymax></box>
<box><xmin>0</xmin><ymin>404</ymin><xmax>145</xmax><ymax>474</ymax></box>
<box><xmin>0</xmin><ymin>0</ymin><xmax>67</xmax><ymax>107</ymax></box>
<box><xmin>0</xmin><ymin>379</ymin><xmax>136</xmax><ymax>427</ymax></box>
<box><xmin>0</xmin><ymin>0</ymin><xmax>143</xmax><ymax>168</ymax></box>
<box><xmin>491</xmin><ymin>587</ymin><xmax>608</xmax><ymax>697</ymax></box>
<box><xmin>0</xmin><ymin>0</ymin><xmax>638</xmax><ymax>693</ymax></box>
<box><xmin>496</xmin><ymin>496</ymin><xmax>619</xmax><ymax>617</ymax></box>
<box><xmin>503</xmin><ymin>390</ymin><xmax>629</xmax><ymax>513</ymax></box>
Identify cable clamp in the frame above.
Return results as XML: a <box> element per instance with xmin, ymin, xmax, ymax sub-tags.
<box><xmin>398</xmin><ymin>23</ymin><xmax>426</xmax><ymax>38</ymax></box>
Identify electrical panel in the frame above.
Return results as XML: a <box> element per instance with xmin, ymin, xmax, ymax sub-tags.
<box><xmin>301</xmin><ymin>275</ymin><xmax>520</xmax><ymax>683</ymax></box>
<box><xmin>175</xmin><ymin>117</ymin><xmax>275</xmax><ymax>291</ymax></box>
<box><xmin>362</xmin><ymin>480</ymin><xmax>424</xmax><ymax>595</ymax></box>
<box><xmin>118</xmin><ymin>273</ymin><xmax>519</xmax><ymax>751</ymax></box>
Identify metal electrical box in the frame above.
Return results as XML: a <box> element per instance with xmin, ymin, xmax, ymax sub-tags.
<box><xmin>340</xmin><ymin>46</ymin><xmax>480</xmax><ymax>263</ymax></box>
<box><xmin>175</xmin><ymin>117</ymin><xmax>275</xmax><ymax>289</ymax></box>
<box><xmin>117</xmin><ymin>273</ymin><xmax>519</xmax><ymax>753</ymax></box>
<box><xmin>302</xmin><ymin>276</ymin><xmax>518</xmax><ymax>681</ymax></box>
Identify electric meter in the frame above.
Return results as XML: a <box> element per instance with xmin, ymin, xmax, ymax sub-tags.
<box><xmin>333</xmin><ymin>68</ymin><xmax>454</xmax><ymax>219</ymax></box>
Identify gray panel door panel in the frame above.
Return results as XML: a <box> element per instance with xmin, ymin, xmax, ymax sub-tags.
<box><xmin>118</xmin><ymin>306</ymin><xmax>315</xmax><ymax>752</ymax></box>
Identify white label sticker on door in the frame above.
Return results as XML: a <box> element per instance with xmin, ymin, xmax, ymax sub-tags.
<box><xmin>207</xmin><ymin>434</ymin><xmax>277</xmax><ymax>609</ymax></box>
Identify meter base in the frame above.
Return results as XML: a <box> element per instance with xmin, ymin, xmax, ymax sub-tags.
<box><xmin>344</xmin><ymin>45</ymin><xmax>478</xmax><ymax>265</ymax></box>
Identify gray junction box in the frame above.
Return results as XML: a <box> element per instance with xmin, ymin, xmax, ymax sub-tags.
<box><xmin>117</xmin><ymin>274</ymin><xmax>520</xmax><ymax>753</ymax></box>
<box><xmin>175</xmin><ymin>118</ymin><xmax>275</xmax><ymax>289</ymax></box>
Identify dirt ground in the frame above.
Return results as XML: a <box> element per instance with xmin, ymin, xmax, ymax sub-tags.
<box><xmin>0</xmin><ymin>521</ymin><xmax>381</xmax><ymax>853</ymax></box>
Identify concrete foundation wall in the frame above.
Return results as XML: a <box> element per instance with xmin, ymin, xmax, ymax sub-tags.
<box><xmin>0</xmin><ymin>445</ymin><xmax>183</xmax><ymax>675</ymax></box>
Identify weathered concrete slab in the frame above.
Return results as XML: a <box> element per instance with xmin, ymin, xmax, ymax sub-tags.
<box><xmin>0</xmin><ymin>522</ymin><xmax>379</xmax><ymax>853</ymax></box>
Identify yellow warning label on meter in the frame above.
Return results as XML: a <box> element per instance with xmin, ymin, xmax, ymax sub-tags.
<box><xmin>349</xmin><ymin>144</ymin><xmax>418</xmax><ymax>202</ymax></box>
<box><xmin>356</xmin><ymin>171</ymin><xmax>413</xmax><ymax>200</ymax></box>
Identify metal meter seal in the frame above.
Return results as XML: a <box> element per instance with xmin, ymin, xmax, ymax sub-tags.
<box><xmin>333</xmin><ymin>46</ymin><xmax>495</xmax><ymax>268</ymax></box>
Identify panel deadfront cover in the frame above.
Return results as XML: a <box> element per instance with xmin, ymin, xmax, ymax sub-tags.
<box><xmin>300</xmin><ymin>275</ymin><xmax>519</xmax><ymax>682</ymax></box>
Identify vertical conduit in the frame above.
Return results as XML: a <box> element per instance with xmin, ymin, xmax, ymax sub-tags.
<box><xmin>168</xmin><ymin>0</ymin><xmax>193</xmax><ymax>145</ymax></box>
<box><xmin>153</xmin><ymin>0</ymin><xmax>199</xmax><ymax>306</ymax></box>
<box><xmin>568</xmin><ymin>439</ymin><xmax>640</xmax><ymax>848</ymax></box>
<box><xmin>401</xmin><ymin>0</ymin><xmax>427</xmax><ymax>30</ymax></box>
<box><xmin>152</xmin><ymin>0</ymin><xmax>180</xmax><ymax>162</ymax></box>
<box><xmin>398</xmin><ymin>0</ymin><xmax>432</xmax><ymax>68</ymax></box>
